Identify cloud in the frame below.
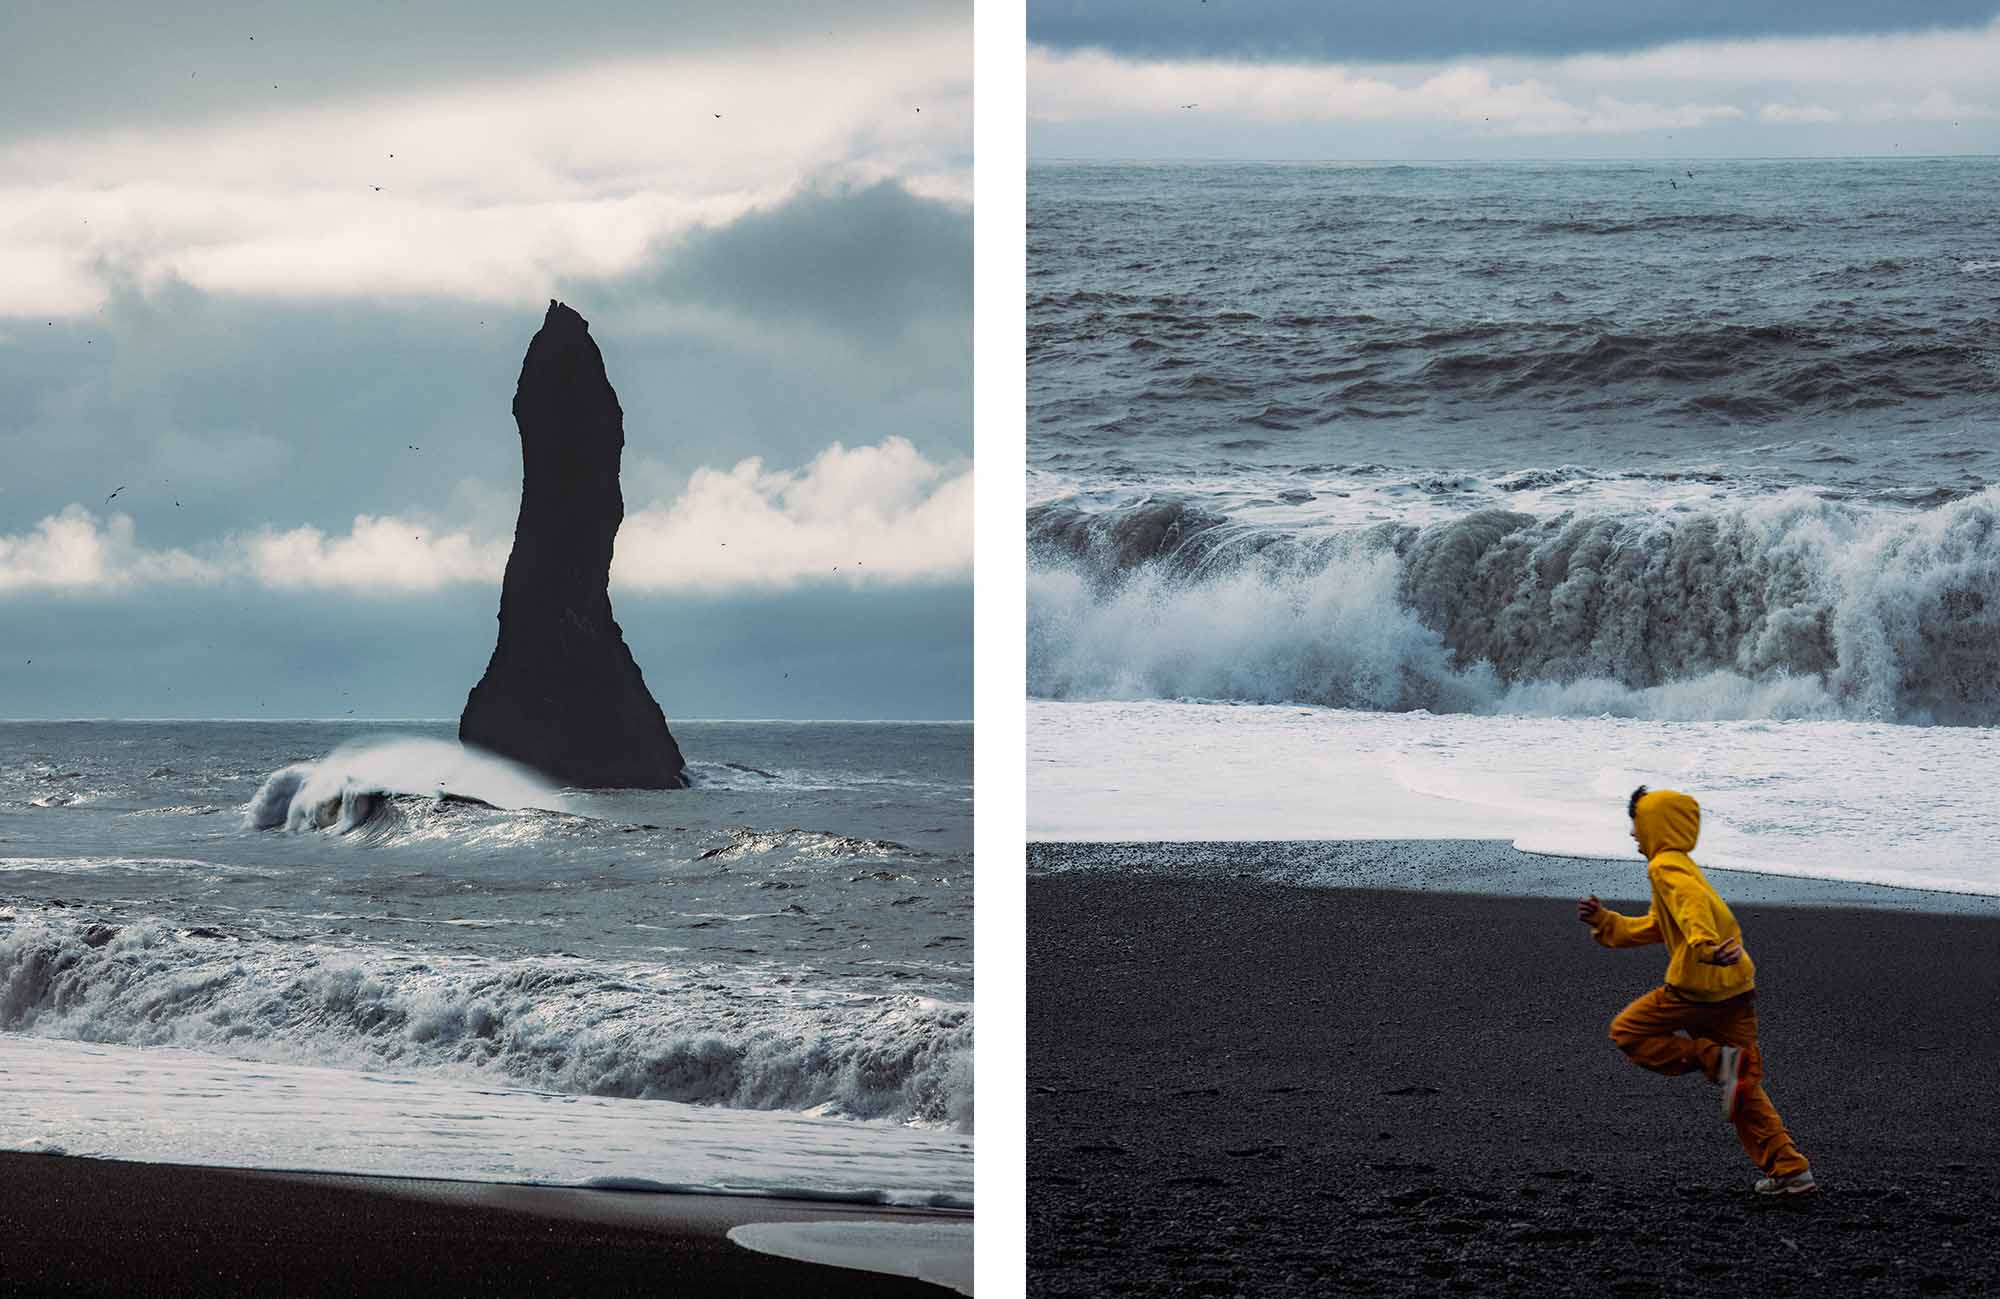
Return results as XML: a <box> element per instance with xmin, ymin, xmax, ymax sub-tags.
<box><xmin>0</xmin><ymin>184</ymin><xmax>969</xmax><ymax>554</ymax></box>
<box><xmin>615</xmin><ymin>438</ymin><xmax>972</xmax><ymax>593</ymax></box>
<box><xmin>1759</xmin><ymin>104</ymin><xmax>1843</xmax><ymax>125</ymax></box>
<box><xmin>1028</xmin><ymin>18</ymin><xmax>2000</xmax><ymax>154</ymax></box>
<box><xmin>0</xmin><ymin>2</ymin><xmax>967</xmax><ymax>142</ymax></box>
<box><xmin>1854</xmin><ymin>91</ymin><xmax>1997</xmax><ymax>123</ymax></box>
<box><xmin>0</xmin><ymin>23</ymin><xmax>970</xmax><ymax>318</ymax></box>
<box><xmin>0</xmin><ymin>507</ymin><xmax>214</xmax><ymax>593</ymax></box>
<box><xmin>616</xmin><ymin>181</ymin><xmax>972</xmax><ymax>347</ymax></box>
<box><xmin>1025</xmin><ymin>0</ymin><xmax>2000</xmax><ymax>63</ymax></box>
<box><xmin>0</xmin><ymin>439</ymin><xmax>969</xmax><ymax>598</ymax></box>
<box><xmin>1553</xmin><ymin>21</ymin><xmax>2000</xmax><ymax>87</ymax></box>
<box><xmin>1029</xmin><ymin>46</ymin><xmax>1746</xmax><ymax>135</ymax></box>
<box><xmin>249</xmin><ymin>516</ymin><xmax>508</xmax><ymax>593</ymax></box>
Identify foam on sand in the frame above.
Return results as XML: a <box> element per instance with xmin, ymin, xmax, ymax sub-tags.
<box><xmin>1029</xmin><ymin>698</ymin><xmax>2000</xmax><ymax>897</ymax></box>
<box><xmin>729</xmin><ymin>1220</ymin><xmax>974</xmax><ymax>1295</ymax></box>
<box><xmin>0</xmin><ymin>1033</ymin><xmax>971</xmax><ymax>1208</ymax></box>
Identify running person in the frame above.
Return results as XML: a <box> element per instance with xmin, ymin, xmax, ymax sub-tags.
<box><xmin>1577</xmin><ymin>786</ymin><xmax>1815</xmax><ymax>1195</ymax></box>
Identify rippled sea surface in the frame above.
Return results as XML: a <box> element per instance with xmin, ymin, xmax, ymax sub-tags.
<box><xmin>1029</xmin><ymin>159</ymin><xmax>2000</xmax><ymax>724</ymax></box>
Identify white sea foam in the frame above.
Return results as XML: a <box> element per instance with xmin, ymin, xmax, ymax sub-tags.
<box><xmin>0</xmin><ymin>919</ymin><xmax>973</xmax><ymax>1128</ymax></box>
<box><xmin>0</xmin><ymin>1033</ymin><xmax>971</xmax><ymax>1207</ymax></box>
<box><xmin>1028</xmin><ymin>698</ymin><xmax>2000</xmax><ymax>896</ymax></box>
<box><xmin>1029</xmin><ymin>487</ymin><xmax>2000</xmax><ymax>724</ymax></box>
<box><xmin>245</xmin><ymin>736</ymin><xmax>563</xmax><ymax>833</ymax></box>
<box><xmin>729</xmin><ymin>1220</ymin><xmax>975</xmax><ymax>1294</ymax></box>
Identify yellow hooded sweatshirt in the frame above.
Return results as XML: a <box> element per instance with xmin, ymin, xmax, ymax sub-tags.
<box><xmin>1588</xmin><ymin>789</ymin><xmax>1755</xmax><ymax>1002</ymax></box>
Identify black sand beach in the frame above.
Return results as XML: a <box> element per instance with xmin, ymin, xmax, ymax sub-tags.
<box><xmin>1028</xmin><ymin>845</ymin><xmax>2000</xmax><ymax>1298</ymax></box>
<box><xmin>0</xmin><ymin>1156</ymin><xmax>963</xmax><ymax>1296</ymax></box>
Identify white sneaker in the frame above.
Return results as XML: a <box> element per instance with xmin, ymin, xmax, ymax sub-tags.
<box><xmin>1754</xmin><ymin>1169</ymin><xmax>1817</xmax><ymax>1196</ymax></box>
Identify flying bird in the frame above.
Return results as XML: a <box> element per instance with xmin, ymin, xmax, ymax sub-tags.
<box><xmin>105</xmin><ymin>486</ymin><xmax>125</xmax><ymax>503</ymax></box>
<box><xmin>371</xmin><ymin>185</ymin><xmax>383</xmax><ymax>192</ymax></box>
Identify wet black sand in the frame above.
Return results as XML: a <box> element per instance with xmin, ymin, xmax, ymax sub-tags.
<box><xmin>0</xmin><ymin>1156</ymin><xmax>962</xmax><ymax>1296</ymax></box>
<box><xmin>1028</xmin><ymin>858</ymin><xmax>2000</xmax><ymax>1298</ymax></box>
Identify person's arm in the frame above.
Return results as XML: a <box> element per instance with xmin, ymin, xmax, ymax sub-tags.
<box><xmin>1576</xmin><ymin>894</ymin><xmax>1661</xmax><ymax>948</ymax></box>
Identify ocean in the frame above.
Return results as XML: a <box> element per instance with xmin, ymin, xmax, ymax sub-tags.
<box><xmin>0</xmin><ymin>719</ymin><xmax>973</xmax><ymax>1206</ymax></box>
<box><xmin>1027</xmin><ymin>158</ymin><xmax>2000</xmax><ymax>893</ymax></box>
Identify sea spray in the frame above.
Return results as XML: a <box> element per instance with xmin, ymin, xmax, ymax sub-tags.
<box><xmin>0</xmin><ymin>912</ymin><xmax>973</xmax><ymax>1128</ymax></box>
<box><xmin>246</xmin><ymin>736</ymin><xmax>563</xmax><ymax>833</ymax></box>
<box><xmin>1029</xmin><ymin>488</ymin><xmax>2000</xmax><ymax>723</ymax></box>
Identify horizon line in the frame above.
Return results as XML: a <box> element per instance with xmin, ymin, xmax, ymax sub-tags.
<box><xmin>0</xmin><ymin>716</ymin><xmax>974</xmax><ymax>726</ymax></box>
<box><xmin>1029</xmin><ymin>151</ymin><xmax>2000</xmax><ymax>164</ymax></box>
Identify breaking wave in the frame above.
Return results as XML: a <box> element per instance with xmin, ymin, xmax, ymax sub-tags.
<box><xmin>246</xmin><ymin>738</ymin><xmax>563</xmax><ymax>835</ymax></box>
<box><xmin>1028</xmin><ymin>488</ymin><xmax>2000</xmax><ymax>724</ymax></box>
<box><xmin>0</xmin><ymin>917</ymin><xmax>973</xmax><ymax>1129</ymax></box>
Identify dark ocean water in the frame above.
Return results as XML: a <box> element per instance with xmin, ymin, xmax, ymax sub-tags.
<box><xmin>1028</xmin><ymin>159</ymin><xmax>2000</xmax><ymax>723</ymax></box>
<box><xmin>0</xmin><ymin>720</ymin><xmax>972</xmax><ymax>1127</ymax></box>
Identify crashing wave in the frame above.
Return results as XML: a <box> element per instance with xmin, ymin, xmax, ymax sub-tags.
<box><xmin>1029</xmin><ymin>487</ymin><xmax>2000</xmax><ymax>724</ymax></box>
<box><xmin>245</xmin><ymin>737</ymin><xmax>562</xmax><ymax>835</ymax></box>
<box><xmin>0</xmin><ymin>918</ymin><xmax>973</xmax><ymax>1130</ymax></box>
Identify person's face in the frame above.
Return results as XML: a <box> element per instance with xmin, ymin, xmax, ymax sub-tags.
<box><xmin>1631</xmin><ymin>821</ymin><xmax>1645</xmax><ymax>858</ymax></box>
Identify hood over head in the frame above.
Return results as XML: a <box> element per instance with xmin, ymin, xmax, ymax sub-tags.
<box><xmin>1633</xmin><ymin>788</ymin><xmax>1701</xmax><ymax>858</ymax></box>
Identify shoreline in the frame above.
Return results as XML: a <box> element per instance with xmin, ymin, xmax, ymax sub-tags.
<box><xmin>1027</xmin><ymin>838</ymin><xmax>2000</xmax><ymax>914</ymax></box>
<box><xmin>1028</xmin><ymin>857</ymin><xmax>2000</xmax><ymax>1297</ymax></box>
<box><xmin>0</xmin><ymin>1152</ymin><xmax>967</xmax><ymax>1296</ymax></box>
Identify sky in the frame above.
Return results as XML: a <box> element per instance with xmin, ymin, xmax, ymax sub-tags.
<box><xmin>0</xmin><ymin>1</ymin><xmax>971</xmax><ymax>720</ymax></box>
<box><xmin>1028</xmin><ymin>2</ymin><xmax>2000</xmax><ymax>158</ymax></box>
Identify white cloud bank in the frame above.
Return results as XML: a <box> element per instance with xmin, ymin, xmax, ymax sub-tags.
<box><xmin>0</xmin><ymin>439</ymin><xmax>970</xmax><ymax>597</ymax></box>
<box><xmin>0</xmin><ymin>21</ymin><xmax>970</xmax><ymax>318</ymax></box>
<box><xmin>615</xmin><ymin>438</ymin><xmax>973</xmax><ymax>593</ymax></box>
<box><xmin>1031</xmin><ymin>47</ymin><xmax>1743</xmax><ymax>135</ymax></box>
<box><xmin>0</xmin><ymin>509</ymin><xmax>211</xmax><ymax>593</ymax></box>
<box><xmin>1029</xmin><ymin>18</ymin><xmax>2000</xmax><ymax>143</ymax></box>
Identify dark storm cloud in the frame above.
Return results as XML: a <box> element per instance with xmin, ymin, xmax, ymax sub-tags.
<box><xmin>1028</xmin><ymin>0</ymin><xmax>2000</xmax><ymax>62</ymax></box>
<box><xmin>0</xmin><ymin>582</ymin><xmax>971</xmax><ymax>721</ymax></box>
<box><xmin>0</xmin><ymin>0</ymin><xmax>964</xmax><ymax>144</ymax></box>
<box><xmin>624</xmin><ymin>182</ymin><xmax>972</xmax><ymax>348</ymax></box>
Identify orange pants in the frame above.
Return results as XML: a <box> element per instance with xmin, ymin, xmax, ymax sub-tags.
<box><xmin>1607</xmin><ymin>986</ymin><xmax>1808</xmax><ymax>1177</ymax></box>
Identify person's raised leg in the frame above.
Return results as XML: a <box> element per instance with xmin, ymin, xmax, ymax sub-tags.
<box><xmin>1607</xmin><ymin>986</ymin><xmax>1708</xmax><ymax>1075</ymax></box>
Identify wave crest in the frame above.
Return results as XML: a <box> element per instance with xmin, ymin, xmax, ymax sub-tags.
<box><xmin>0</xmin><ymin>918</ymin><xmax>972</xmax><ymax>1129</ymax></box>
<box><xmin>246</xmin><ymin>738</ymin><xmax>561</xmax><ymax>834</ymax></box>
<box><xmin>1029</xmin><ymin>488</ymin><xmax>2000</xmax><ymax>723</ymax></box>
